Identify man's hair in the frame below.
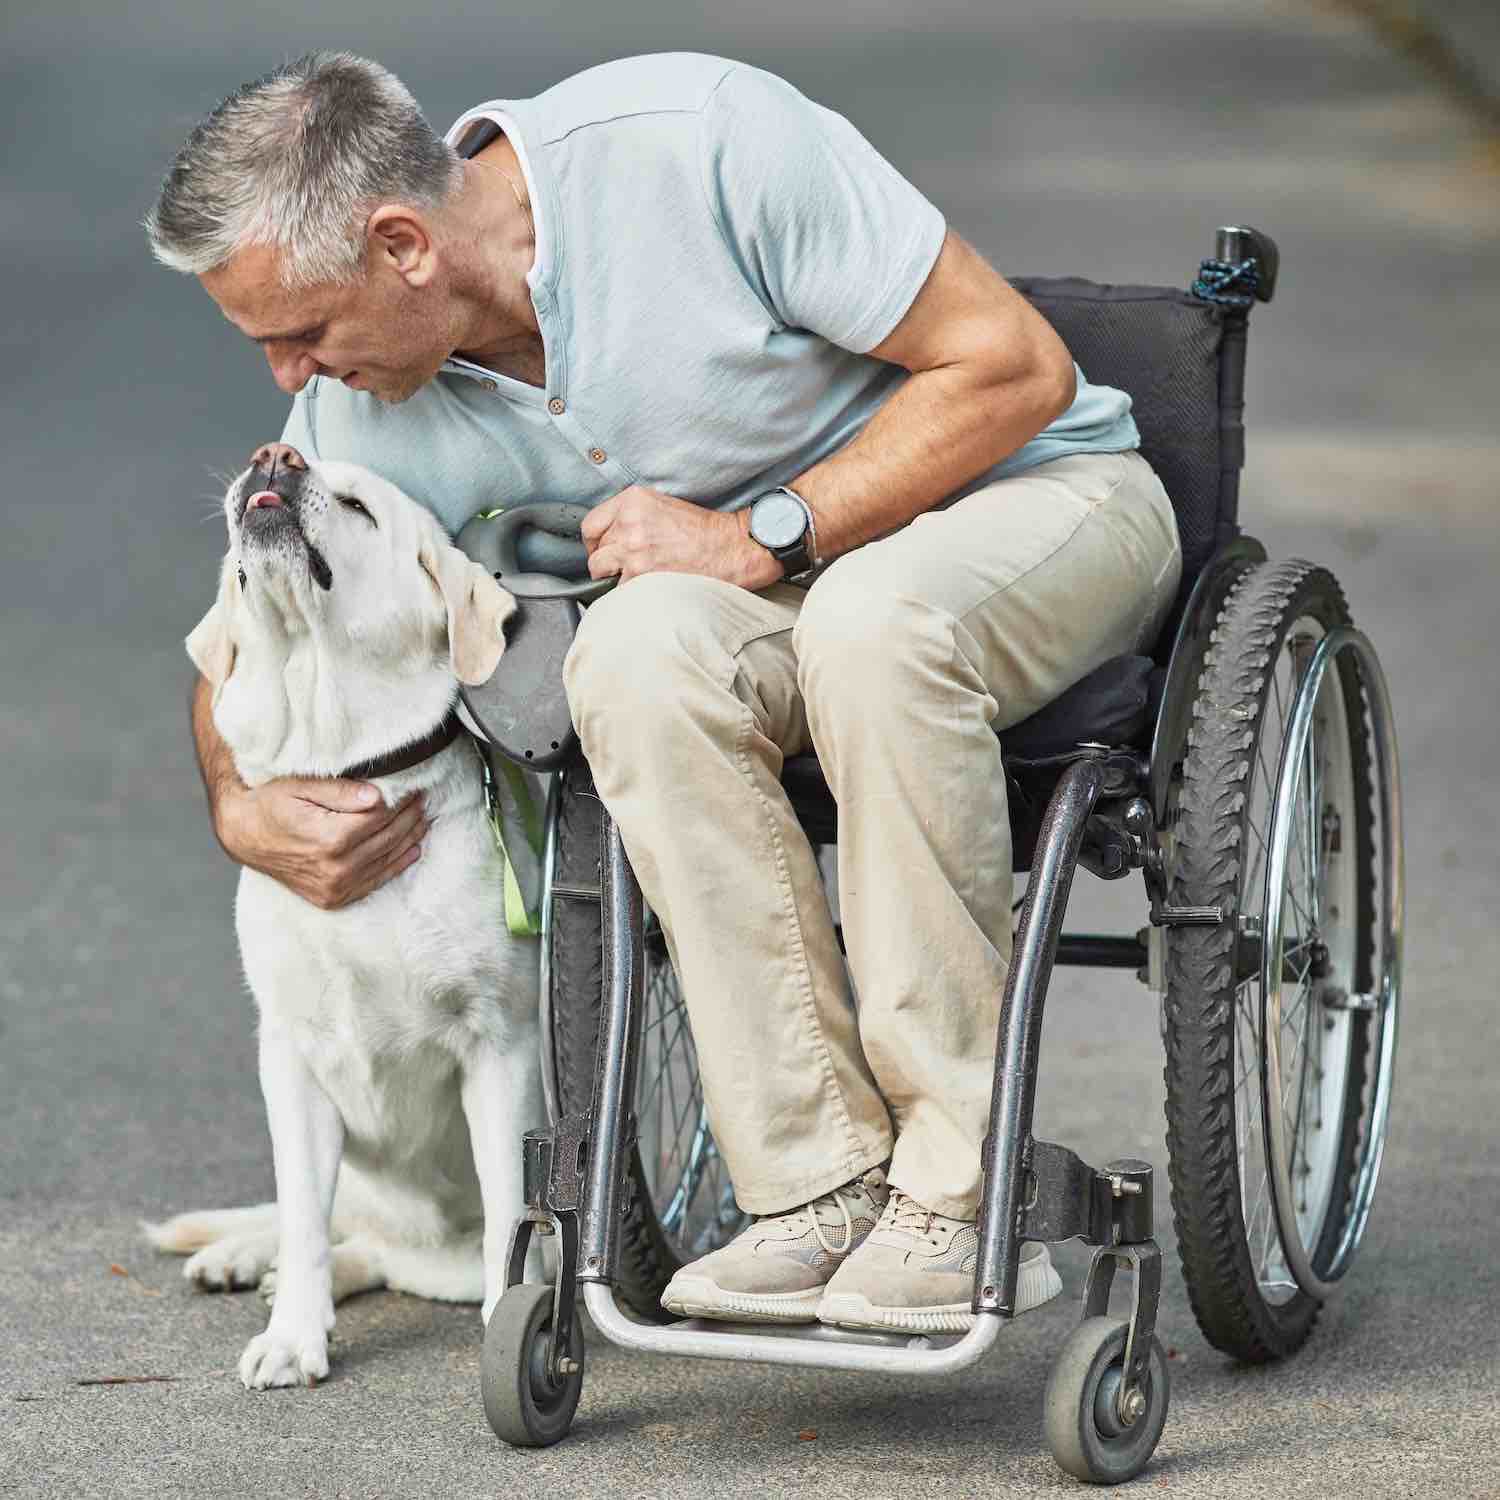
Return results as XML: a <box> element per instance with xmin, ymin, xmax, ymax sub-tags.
<box><xmin>144</xmin><ymin>51</ymin><xmax>463</xmax><ymax>290</ymax></box>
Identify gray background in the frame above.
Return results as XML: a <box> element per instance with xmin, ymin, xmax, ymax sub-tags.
<box><xmin>2</xmin><ymin>1</ymin><xmax>1498</xmax><ymax>1496</ymax></box>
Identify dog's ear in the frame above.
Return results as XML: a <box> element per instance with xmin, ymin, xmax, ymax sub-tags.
<box><xmin>186</xmin><ymin>555</ymin><xmax>240</xmax><ymax>692</ymax></box>
<box><xmin>419</xmin><ymin>539</ymin><xmax>516</xmax><ymax>686</ymax></box>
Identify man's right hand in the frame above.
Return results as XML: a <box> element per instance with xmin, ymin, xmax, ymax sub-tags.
<box><xmin>215</xmin><ymin>778</ymin><xmax>427</xmax><ymax>911</ymax></box>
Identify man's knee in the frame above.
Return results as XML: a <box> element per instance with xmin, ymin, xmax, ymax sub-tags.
<box><xmin>563</xmin><ymin>571</ymin><xmax>747</xmax><ymax>743</ymax></box>
<box><xmin>793</xmin><ymin>568</ymin><xmax>961</xmax><ymax>713</ymax></box>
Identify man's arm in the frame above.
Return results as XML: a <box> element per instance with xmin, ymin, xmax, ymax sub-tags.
<box><xmin>190</xmin><ymin>673</ymin><xmax>429</xmax><ymax>909</ymax></box>
<box><xmin>776</xmin><ymin>229</ymin><xmax>1075</xmax><ymax>565</ymax></box>
<box><xmin>581</xmin><ymin>230</ymin><xmax>1075</xmax><ymax>590</ymax></box>
<box><xmin>191</xmin><ymin>670</ymin><xmax>246</xmax><ymax>837</ymax></box>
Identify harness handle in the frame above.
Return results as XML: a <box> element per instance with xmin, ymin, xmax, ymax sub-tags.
<box><xmin>459</xmin><ymin>503</ymin><xmax>620</xmax><ymax>602</ymax></box>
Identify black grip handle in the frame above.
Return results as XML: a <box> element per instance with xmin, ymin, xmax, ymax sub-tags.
<box><xmin>456</xmin><ymin>504</ymin><xmax>619</xmax><ymax>603</ymax></box>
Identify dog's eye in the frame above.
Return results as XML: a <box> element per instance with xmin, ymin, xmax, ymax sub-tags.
<box><xmin>339</xmin><ymin>496</ymin><xmax>376</xmax><ymax>524</ymax></box>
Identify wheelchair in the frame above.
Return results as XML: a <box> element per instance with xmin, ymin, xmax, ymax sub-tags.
<box><xmin>457</xmin><ymin>226</ymin><xmax>1403</xmax><ymax>1485</ymax></box>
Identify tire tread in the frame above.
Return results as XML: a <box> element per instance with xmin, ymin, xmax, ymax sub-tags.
<box><xmin>1162</xmin><ymin>559</ymin><xmax>1376</xmax><ymax>1361</ymax></box>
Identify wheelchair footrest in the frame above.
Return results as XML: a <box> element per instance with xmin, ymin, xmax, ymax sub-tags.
<box><xmin>583</xmin><ymin>1283</ymin><xmax>1005</xmax><ymax>1376</ymax></box>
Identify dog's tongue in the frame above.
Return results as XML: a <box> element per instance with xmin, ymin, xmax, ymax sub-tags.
<box><xmin>247</xmin><ymin>490</ymin><xmax>284</xmax><ymax>510</ymax></box>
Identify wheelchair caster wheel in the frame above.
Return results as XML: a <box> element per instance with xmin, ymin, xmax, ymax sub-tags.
<box><xmin>482</xmin><ymin>1283</ymin><xmax>584</xmax><ymax>1447</ymax></box>
<box><xmin>1043</xmin><ymin>1316</ymin><xmax>1170</xmax><ymax>1484</ymax></box>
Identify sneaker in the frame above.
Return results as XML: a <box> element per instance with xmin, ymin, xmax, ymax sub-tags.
<box><xmin>659</xmin><ymin>1167</ymin><xmax>888</xmax><ymax>1324</ymax></box>
<box><xmin>818</xmin><ymin>1188</ymin><xmax>1062</xmax><ymax>1333</ymax></box>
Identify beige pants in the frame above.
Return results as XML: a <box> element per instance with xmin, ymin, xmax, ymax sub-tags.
<box><xmin>563</xmin><ymin>451</ymin><xmax>1181</xmax><ymax>1219</ymax></box>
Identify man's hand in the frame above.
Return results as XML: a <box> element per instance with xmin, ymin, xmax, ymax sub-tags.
<box><xmin>192</xmin><ymin>673</ymin><xmax>425</xmax><ymax>910</ymax></box>
<box><xmin>581</xmin><ymin>485</ymin><xmax>781</xmax><ymax>592</ymax></box>
<box><xmin>217</xmin><ymin>779</ymin><xmax>427</xmax><ymax>911</ymax></box>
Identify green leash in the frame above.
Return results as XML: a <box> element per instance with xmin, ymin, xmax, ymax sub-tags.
<box><xmin>476</xmin><ymin>739</ymin><xmax>544</xmax><ymax>937</ymax></box>
<box><xmin>470</xmin><ymin>505</ymin><xmax>545</xmax><ymax>937</ymax></box>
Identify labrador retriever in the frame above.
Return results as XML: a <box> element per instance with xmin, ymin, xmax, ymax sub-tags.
<box><xmin>144</xmin><ymin>444</ymin><xmax>545</xmax><ymax>1390</ymax></box>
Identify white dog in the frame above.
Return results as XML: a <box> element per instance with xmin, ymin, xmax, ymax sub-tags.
<box><xmin>145</xmin><ymin>445</ymin><xmax>545</xmax><ymax>1390</ymax></box>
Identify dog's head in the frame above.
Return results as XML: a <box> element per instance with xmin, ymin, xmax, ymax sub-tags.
<box><xmin>189</xmin><ymin>443</ymin><xmax>515</xmax><ymax>697</ymax></box>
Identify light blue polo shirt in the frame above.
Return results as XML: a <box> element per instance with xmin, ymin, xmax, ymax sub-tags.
<box><xmin>282</xmin><ymin>53</ymin><xmax>1137</xmax><ymax>540</ymax></box>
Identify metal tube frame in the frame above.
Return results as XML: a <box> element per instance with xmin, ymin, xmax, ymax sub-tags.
<box><xmin>1260</xmin><ymin>626</ymin><xmax>1403</xmax><ymax>1298</ymax></box>
<box><xmin>976</xmin><ymin>758</ymin><xmax>1106</xmax><ymax>1313</ymax></box>
<box><xmin>577</xmin><ymin>821</ymin><xmax>646</xmax><ymax>1283</ymax></box>
<box><xmin>573</xmin><ymin>756</ymin><xmax>1161</xmax><ymax>1376</ymax></box>
<box><xmin>1055</xmin><ymin>934</ymin><xmax>1147</xmax><ymax>969</ymax></box>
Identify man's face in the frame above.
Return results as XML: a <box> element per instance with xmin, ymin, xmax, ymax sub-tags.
<box><xmin>201</xmin><ymin>242</ymin><xmax>449</xmax><ymax>405</ymax></box>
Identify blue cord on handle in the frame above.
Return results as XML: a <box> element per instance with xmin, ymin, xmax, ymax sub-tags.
<box><xmin>1192</xmin><ymin>256</ymin><xmax>1259</xmax><ymax>308</ymax></box>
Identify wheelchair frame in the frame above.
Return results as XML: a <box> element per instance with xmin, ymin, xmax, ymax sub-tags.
<box><xmin>482</xmin><ymin>228</ymin><xmax>1404</xmax><ymax>1483</ymax></box>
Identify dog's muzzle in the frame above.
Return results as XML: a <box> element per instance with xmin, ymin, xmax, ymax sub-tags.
<box><xmin>235</xmin><ymin>443</ymin><xmax>333</xmax><ymax>590</ymax></box>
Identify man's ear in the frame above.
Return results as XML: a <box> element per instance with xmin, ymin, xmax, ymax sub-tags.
<box><xmin>368</xmin><ymin>204</ymin><xmax>437</xmax><ymax>287</ymax></box>
<box><xmin>419</xmin><ymin>539</ymin><xmax>516</xmax><ymax>685</ymax></box>
<box><xmin>186</xmin><ymin>555</ymin><xmax>240</xmax><ymax>691</ymax></box>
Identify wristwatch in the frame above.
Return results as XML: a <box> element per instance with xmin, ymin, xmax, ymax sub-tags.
<box><xmin>747</xmin><ymin>486</ymin><xmax>819</xmax><ymax>581</ymax></box>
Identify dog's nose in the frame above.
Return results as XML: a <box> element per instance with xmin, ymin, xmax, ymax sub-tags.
<box><xmin>250</xmin><ymin>442</ymin><xmax>308</xmax><ymax>473</ymax></box>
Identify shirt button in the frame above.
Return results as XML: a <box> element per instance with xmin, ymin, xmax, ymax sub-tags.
<box><xmin>589</xmin><ymin>447</ymin><xmax>607</xmax><ymax>464</ymax></box>
<box><xmin>548</xmin><ymin>397</ymin><xmax>565</xmax><ymax>415</ymax></box>
<box><xmin>480</xmin><ymin>378</ymin><xmax>498</xmax><ymax>392</ymax></box>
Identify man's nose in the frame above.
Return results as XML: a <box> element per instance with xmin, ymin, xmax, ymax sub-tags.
<box><xmin>267</xmin><ymin>346</ymin><xmax>317</xmax><ymax>395</ymax></box>
<box><xmin>250</xmin><ymin>442</ymin><xmax>307</xmax><ymax>473</ymax></box>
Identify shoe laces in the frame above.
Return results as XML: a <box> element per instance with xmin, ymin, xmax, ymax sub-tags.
<box><xmin>785</xmin><ymin>1174</ymin><xmax>875</xmax><ymax>1257</ymax></box>
<box><xmin>883</xmin><ymin>1189</ymin><xmax>942</xmax><ymax>1244</ymax></box>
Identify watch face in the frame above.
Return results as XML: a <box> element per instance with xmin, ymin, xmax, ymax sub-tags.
<box><xmin>750</xmin><ymin>492</ymin><xmax>806</xmax><ymax>550</ymax></box>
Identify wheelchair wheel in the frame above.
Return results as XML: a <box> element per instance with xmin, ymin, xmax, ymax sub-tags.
<box><xmin>482</xmin><ymin>1282</ymin><xmax>584</xmax><ymax>1447</ymax></box>
<box><xmin>1043</xmin><ymin>1317</ymin><xmax>1170</xmax><ymax>1485</ymax></box>
<box><xmin>1162</xmin><ymin>559</ymin><xmax>1397</xmax><ymax>1362</ymax></box>
<box><xmin>542</xmin><ymin>761</ymin><xmax>748</xmax><ymax>1319</ymax></box>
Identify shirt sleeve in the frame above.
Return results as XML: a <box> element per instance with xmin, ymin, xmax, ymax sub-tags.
<box><xmin>698</xmin><ymin>65</ymin><xmax>947</xmax><ymax>354</ymax></box>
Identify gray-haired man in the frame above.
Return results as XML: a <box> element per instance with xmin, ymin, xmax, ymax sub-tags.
<box><xmin>152</xmin><ymin>51</ymin><xmax>1180</xmax><ymax>1333</ymax></box>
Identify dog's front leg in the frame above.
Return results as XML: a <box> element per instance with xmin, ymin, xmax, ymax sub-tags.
<box><xmin>461</xmin><ymin>1028</ymin><xmax>544</xmax><ymax>1325</ymax></box>
<box><xmin>238</xmin><ymin>1029</ymin><xmax>343</xmax><ymax>1390</ymax></box>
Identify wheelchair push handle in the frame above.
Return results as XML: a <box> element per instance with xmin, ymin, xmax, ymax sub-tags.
<box><xmin>463</xmin><ymin>502</ymin><xmax>620</xmax><ymax>603</ymax></box>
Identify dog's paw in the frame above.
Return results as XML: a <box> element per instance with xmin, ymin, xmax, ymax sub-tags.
<box><xmin>238</xmin><ymin>1327</ymin><xmax>330</xmax><ymax>1390</ymax></box>
<box><xmin>184</xmin><ymin>1233</ymin><xmax>277</xmax><ymax>1293</ymax></box>
<box><xmin>258</xmin><ymin>1267</ymin><xmax>278</xmax><ymax>1306</ymax></box>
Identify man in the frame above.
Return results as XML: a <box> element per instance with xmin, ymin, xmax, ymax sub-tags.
<box><xmin>149</xmin><ymin>50</ymin><xmax>1180</xmax><ymax>1333</ymax></box>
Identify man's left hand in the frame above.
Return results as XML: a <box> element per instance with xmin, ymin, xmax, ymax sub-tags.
<box><xmin>581</xmin><ymin>485</ymin><xmax>781</xmax><ymax>592</ymax></box>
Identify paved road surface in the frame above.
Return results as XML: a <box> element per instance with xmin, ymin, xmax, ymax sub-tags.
<box><xmin>3</xmin><ymin>2</ymin><xmax>1498</xmax><ymax>1495</ymax></box>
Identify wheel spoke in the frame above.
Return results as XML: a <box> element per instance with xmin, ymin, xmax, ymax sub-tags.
<box><xmin>655</xmin><ymin>984</ymin><xmax>675</xmax><ymax>1173</ymax></box>
<box><xmin>630</xmin><ymin>922</ymin><xmax>750</xmax><ymax>1258</ymax></box>
<box><xmin>1246</xmin><ymin>808</ymin><xmax>1273</xmax><ymax>900</ymax></box>
<box><xmin>1303</xmin><ymin>723</ymin><xmax>1323</xmax><ymax>928</ymax></box>
<box><xmin>642</xmin><ymin>997</ymin><xmax>684</xmax><ymax>1035</ymax></box>
<box><xmin>1280</xmin><ymin>862</ymin><xmax>1315</xmax><ymax>940</ymax></box>
<box><xmin>1280</xmin><ymin>1011</ymin><xmax>1309</xmax><ymax>1115</ymax></box>
<box><xmin>660</xmin><ymin>1008</ymin><xmax>682</xmax><ymax>1178</ymax></box>
<box><xmin>1271</xmin><ymin>653</ymin><xmax>1287</xmax><ymax>725</ymax></box>
<box><xmin>1280</xmin><ymin>972</ymin><xmax>1314</xmax><ymax>1033</ymax></box>
<box><xmin>668</xmin><ymin>1064</ymin><xmax>706</xmax><ymax>1156</ymax></box>
<box><xmin>1249</xmin><ymin>1167</ymin><xmax>1276</xmax><ymax>1279</ymax></box>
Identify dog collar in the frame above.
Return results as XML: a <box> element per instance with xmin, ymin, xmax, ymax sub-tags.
<box><xmin>337</xmin><ymin>709</ymin><xmax>464</xmax><ymax>782</ymax></box>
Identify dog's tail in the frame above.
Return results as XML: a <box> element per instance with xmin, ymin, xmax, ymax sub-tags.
<box><xmin>140</xmin><ymin>1203</ymin><xmax>279</xmax><ymax>1254</ymax></box>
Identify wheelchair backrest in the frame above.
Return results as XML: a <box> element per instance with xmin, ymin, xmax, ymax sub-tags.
<box><xmin>1011</xmin><ymin>277</ymin><xmax>1242</xmax><ymax>642</ymax></box>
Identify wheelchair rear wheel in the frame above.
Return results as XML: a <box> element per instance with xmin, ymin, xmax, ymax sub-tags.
<box><xmin>1162</xmin><ymin>560</ymin><xmax>1393</xmax><ymax>1362</ymax></box>
<box><xmin>543</xmin><ymin>762</ymin><xmax>748</xmax><ymax>1318</ymax></box>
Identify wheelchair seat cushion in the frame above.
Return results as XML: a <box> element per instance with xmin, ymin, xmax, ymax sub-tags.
<box><xmin>1000</xmin><ymin>653</ymin><xmax>1154</xmax><ymax>759</ymax></box>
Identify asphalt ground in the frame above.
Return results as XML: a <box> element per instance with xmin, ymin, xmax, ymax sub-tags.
<box><xmin>2</xmin><ymin>2</ymin><xmax>1499</xmax><ymax>1496</ymax></box>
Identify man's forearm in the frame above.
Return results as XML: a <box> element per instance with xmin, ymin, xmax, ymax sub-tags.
<box><xmin>190</xmin><ymin>672</ymin><xmax>244</xmax><ymax>845</ymax></box>
<box><xmin>771</xmin><ymin>230</ymin><xmax>1076</xmax><ymax>567</ymax></box>
<box><xmin>787</xmin><ymin>358</ymin><xmax>1072</xmax><ymax>566</ymax></box>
